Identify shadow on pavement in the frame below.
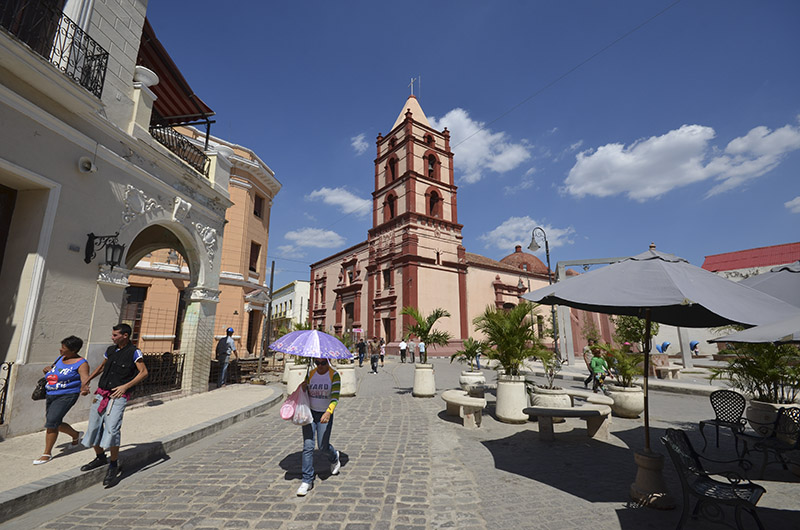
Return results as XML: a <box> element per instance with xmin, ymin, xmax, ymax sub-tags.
<box><xmin>279</xmin><ymin>450</ymin><xmax>349</xmax><ymax>482</ymax></box>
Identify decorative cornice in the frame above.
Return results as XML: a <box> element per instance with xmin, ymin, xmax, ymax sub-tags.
<box><xmin>229</xmin><ymin>177</ymin><xmax>252</xmax><ymax>189</ymax></box>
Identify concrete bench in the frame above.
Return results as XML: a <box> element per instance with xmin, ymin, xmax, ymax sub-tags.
<box><xmin>441</xmin><ymin>389</ymin><xmax>487</xmax><ymax>428</ymax></box>
<box><xmin>654</xmin><ymin>365</ymin><xmax>681</xmax><ymax>379</ymax></box>
<box><xmin>564</xmin><ymin>388</ymin><xmax>614</xmax><ymax>406</ymax></box>
<box><xmin>523</xmin><ymin>405</ymin><xmax>612</xmax><ymax>441</ymax></box>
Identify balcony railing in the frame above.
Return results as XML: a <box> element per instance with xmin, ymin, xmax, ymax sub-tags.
<box><xmin>149</xmin><ymin>115</ymin><xmax>210</xmax><ymax>176</ymax></box>
<box><xmin>0</xmin><ymin>1</ymin><xmax>108</xmax><ymax>98</ymax></box>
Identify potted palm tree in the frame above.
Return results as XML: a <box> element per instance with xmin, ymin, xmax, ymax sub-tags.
<box><xmin>598</xmin><ymin>342</ymin><xmax>645</xmax><ymax>418</ymax></box>
<box><xmin>450</xmin><ymin>337</ymin><xmax>486</xmax><ymax>390</ymax></box>
<box><xmin>400</xmin><ymin>306</ymin><xmax>452</xmax><ymax>398</ymax></box>
<box><xmin>473</xmin><ymin>302</ymin><xmax>540</xmax><ymax>423</ymax></box>
<box><xmin>711</xmin><ymin>342</ymin><xmax>800</xmax><ymax>435</ymax></box>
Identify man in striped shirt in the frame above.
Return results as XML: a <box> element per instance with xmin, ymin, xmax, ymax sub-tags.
<box><xmin>297</xmin><ymin>358</ymin><xmax>341</xmax><ymax>496</ymax></box>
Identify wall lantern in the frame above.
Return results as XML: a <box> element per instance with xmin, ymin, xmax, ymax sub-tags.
<box><xmin>84</xmin><ymin>232</ymin><xmax>125</xmax><ymax>270</ymax></box>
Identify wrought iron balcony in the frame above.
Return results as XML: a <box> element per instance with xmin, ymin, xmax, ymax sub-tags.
<box><xmin>149</xmin><ymin>112</ymin><xmax>210</xmax><ymax>176</ymax></box>
<box><xmin>0</xmin><ymin>1</ymin><xmax>108</xmax><ymax>98</ymax></box>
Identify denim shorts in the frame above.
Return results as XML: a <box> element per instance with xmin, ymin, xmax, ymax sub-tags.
<box><xmin>82</xmin><ymin>393</ymin><xmax>128</xmax><ymax>449</ymax></box>
<box><xmin>44</xmin><ymin>393</ymin><xmax>80</xmax><ymax>429</ymax></box>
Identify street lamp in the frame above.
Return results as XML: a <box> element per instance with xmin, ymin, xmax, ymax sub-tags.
<box><xmin>528</xmin><ymin>227</ymin><xmax>559</xmax><ymax>359</ymax></box>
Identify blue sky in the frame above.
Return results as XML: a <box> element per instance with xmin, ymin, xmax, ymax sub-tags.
<box><xmin>147</xmin><ymin>1</ymin><xmax>800</xmax><ymax>288</ymax></box>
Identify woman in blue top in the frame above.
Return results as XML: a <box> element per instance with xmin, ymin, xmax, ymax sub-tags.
<box><xmin>34</xmin><ymin>336</ymin><xmax>90</xmax><ymax>465</ymax></box>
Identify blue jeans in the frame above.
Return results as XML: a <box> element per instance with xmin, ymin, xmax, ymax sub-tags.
<box><xmin>358</xmin><ymin>352</ymin><xmax>365</xmax><ymax>366</ymax></box>
<box><xmin>218</xmin><ymin>356</ymin><xmax>230</xmax><ymax>386</ymax></box>
<box><xmin>301</xmin><ymin>410</ymin><xmax>337</xmax><ymax>484</ymax></box>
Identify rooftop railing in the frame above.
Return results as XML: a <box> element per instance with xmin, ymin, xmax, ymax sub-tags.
<box><xmin>149</xmin><ymin>114</ymin><xmax>211</xmax><ymax>176</ymax></box>
<box><xmin>0</xmin><ymin>1</ymin><xmax>108</xmax><ymax>98</ymax></box>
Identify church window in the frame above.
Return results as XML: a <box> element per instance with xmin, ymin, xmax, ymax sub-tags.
<box><xmin>388</xmin><ymin>158</ymin><xmax>397</xmax><ymax>181</ymax></box>
<box><xmin>522</xmin><ymin>264</ymin><xmax>528</xmax><ymax>271</ymax></box>
<box><xmin>427</xmin><ymin>155</ymin><xmax>436</xmax><ymax>178</ymax></box>
<box><xmin>429</xmin><ymin>191</ymin><xmax>441</xmax><ymax>218</ymax></box>
<box><xmin>424</xmin><ymin>134</ymin><xmax>434</xmax><ymax>147</ymax></box>
<box><xmin>385</xmin><ymin>194</ymin><xmax>396</xmax><ymax>221</ymax></box>
<box><xmin>383</xmin><ymin>268</ymin><xmax>392</xmax><ymax>288</ymax></box>
<box><xmin>389</xmin><ymin>137</ymin><xmax>397</xmax><ymax>149</ymax></box>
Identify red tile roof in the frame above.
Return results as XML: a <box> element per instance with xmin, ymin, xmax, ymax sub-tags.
<box><xmin>702</xmin><ymin>242</ymin><xmax>800</xmax><ymax>272</ymax></box>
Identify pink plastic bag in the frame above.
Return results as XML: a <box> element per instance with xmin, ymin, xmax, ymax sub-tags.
<box><xmin>292</xmin><ymin>387</ymin><xmax>313</xmax><ymax>426</ymax></box>
<box><xmin>280</xmin><ymin>387</ymin><xmax>301</xmax><ymax>420</ymax></box>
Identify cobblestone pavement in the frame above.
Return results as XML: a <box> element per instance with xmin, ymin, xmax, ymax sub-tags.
<box><xmin>10</xmin><ymin>358</ymin><xmax>800</xmax><ymax>529</ymax></box>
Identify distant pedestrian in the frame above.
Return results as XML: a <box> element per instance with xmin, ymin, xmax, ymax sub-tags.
<box><xmin>356</xmin><ymin>338</ymin><xmax>367</xmax><ymax>367</ymax></box>
<box><xmin>408</xmin><ymin>337</ymin><xmax>417</xmax><ymax>363</ymax></box>
<box><xmin>368</xmin><ymin>337</ymin><xmax>380</xmax><ymax>374</ymax></box>
<box><xmin>582</xmin><ymin>339</ymin><xmax>597</xmax><ymax>389</ymax></box>
<box><xmin>475</xmin><ymin>348</ymin><xmax>481</xmax><ymax>371</ymax></box>
<box><xmin>80</xmin><ymin>324</ymin><xmax>148</xmax><ymax>486</ymax></box>
<box><xmin>216</xmin><ymin>327</ymin><xmax>237</xmax><ymax>387</ymax></box>
<box><xmin>418</xmin><ymin>340</ymin><xmax>426</xmax><ymax>364</ymax></box>
<box><xmin>379</xmin><ymin>338</ymin><xmax>385</xmax><ymax>367</ymax></box>
<box><xmin>398</xmin><ymin>338</ymin><xmax>407</xmax><ymax>363</ymax></box>
<box><xmin>34</xmin><ymin>336</ymin><xmax>90</xmax><ymax>465</ymax></box>
<box><xmin>590</xmin><ymin>348</ymin><xmax>612</xmax><ymax>395</ymax></box>
<box><xmin>297</xmin><ymin>357</ymin><xmax>341</xmax><ymax>496</ymax></box>
<box><xmin>690</xmin><ymin>340</ymin><xmax>700</xmax><ymax>357</ymax></box>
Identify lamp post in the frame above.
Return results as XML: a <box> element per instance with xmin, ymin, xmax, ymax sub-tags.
<box><xmin>528</xmin><ymin>227</ymin><xmax>559</xmax><ymax>359</ymax></box>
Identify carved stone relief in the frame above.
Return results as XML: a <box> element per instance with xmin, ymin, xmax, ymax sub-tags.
<box><xmin>172</xmin><ymin>196</ymin><xmax>192</xmax><ymax>221</ymax></box>
<box><xmin>188</xmin><ymin>287</ymin><xmax>221</xmax><ymax>303</ymax></box>
<box><xmin>96</xmin><ymin>265</ymin><xmax>131</xmax><ymax>287</ymax></box>
<box><xmin>122</xmin><ymin>185</ymin><xmax>166</xmax><ymax>225</ymax></box>
<box><xmin>192</xmin><ymin>221</ymin><xmax>218</xmax><ymax>267</ymax></box>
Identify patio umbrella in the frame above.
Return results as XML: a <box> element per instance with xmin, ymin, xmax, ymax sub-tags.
<box><xmin>269</xmin><ymin>329</ymin><xmax>352</xmax><ymax>360</ymax></box>
<box><xmin>523</xmin><ymin>244</ymin><xmax>800</xmax><ymax>508</ymax></box>
<box><xmin>522</xmin><ymin>244</ymin><xmax>800</xmax><ymax>450</ymax></box>
<box><xmin>738</xmin><ymin>260</ymin><xmax>800</xmax><ymax>308</ymax></box>
<box><xmin>709</xmin><ymin>314</ymin><xmax>800</xmax><ymax>344</ymax></box>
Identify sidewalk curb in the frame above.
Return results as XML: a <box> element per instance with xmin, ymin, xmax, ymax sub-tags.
<box><xmin>0</xmin><ymin>387</ymin><xmax>284</xmax><ymax>524</ymax></box>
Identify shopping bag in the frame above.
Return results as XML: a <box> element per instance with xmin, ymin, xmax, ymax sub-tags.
<box><xmin>280</xmin><ymin>387</ymin><xmax>301</xmax><ymax>420</ymax></box>
<box><xmin>292</xmin><ymin>388</ymin><xmax>313</xmax><ymax>426</ymax></box>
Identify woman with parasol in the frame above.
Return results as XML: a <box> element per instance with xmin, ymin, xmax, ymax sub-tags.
<box><xmin>270</xmin><ymin>330</ymin><xmax>348</xmax><ymax>497</ymax></box>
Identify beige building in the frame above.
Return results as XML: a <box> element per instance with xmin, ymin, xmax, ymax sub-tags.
<box><xmin>268</xmin><ymin>280</ymin><xmax>311</xmax><ymax>338</ymax></box>
<box><xmin>126</xmin><ymin>135</ymin><xmax>280</xmax><ymax>358</ymax></box>
<box><xmin>309</xmin><ymin>97</ymin><xmax>556</xmax><ymax>356</ymax></box>
<box><xmin>0</xmin><ymin>2</ymin><xmax>238</xmax><ymax>436</ymax></box>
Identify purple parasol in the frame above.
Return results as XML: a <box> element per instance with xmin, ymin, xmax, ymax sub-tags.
<box><xmin>269</xmin><ymin>330</ymin><xmax>352</xmax><ymax>359</ymax></box>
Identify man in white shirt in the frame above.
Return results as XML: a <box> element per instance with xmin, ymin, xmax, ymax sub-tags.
<box><xmin>398</xmin><ymin>338</ymin><xmax>408</xmax><ymax>363</ymax></box>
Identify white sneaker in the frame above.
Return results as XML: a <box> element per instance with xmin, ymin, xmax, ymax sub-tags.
<box><xmin>296</xmin><ymin>482</ymin><xmax>312</xmax><ymax>496</ymax></box>
<box><xmin>331</xmin><ymin>451</ymin><xmax>341</xmax><ymax>475</ymax></box>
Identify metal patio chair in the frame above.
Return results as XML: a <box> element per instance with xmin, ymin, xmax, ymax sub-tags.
<box><xmin>738</xmin><ymin>406</ymin><xmax>800</xmax><ymax>478</ymax></box>
<box><xmin>699</xmin><ymin>389</ymin><xmax>747</xmax><ymax>454</ymax></box>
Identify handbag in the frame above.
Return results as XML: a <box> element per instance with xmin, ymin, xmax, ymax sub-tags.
<box><xmin>32</xmin><ymin>355</ymin><xmax>62</xmax><ymax>401</ymax></box>
<box><xmin>31</xmin><ymin>377</ymin><xmax>47</xmax><ymax>400</ymax></box>
<box><xmin>280</xmin><ymin>386</ymin><xmax>302</xmax><ymax>420</ymax></box>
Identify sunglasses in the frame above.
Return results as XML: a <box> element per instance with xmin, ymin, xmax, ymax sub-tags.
<box><xmin>314</xmin><ymin>359</ymin><xmax>328</xmax><ymax>365</ymax></box>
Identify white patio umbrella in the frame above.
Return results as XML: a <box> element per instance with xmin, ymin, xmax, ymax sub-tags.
<box><xmin>738</xmin><ymin>260</ymin><xmax>800</xmax><ymax>308</ymax></box>
<box><xmin>709</xmin><ymin>314</ymin><xmax>800</xmax><ymax>344</ymax></box>
<box><xmin>523</xmin><ymin>244</ymin><xmax>800</xmax><ymax>508</ymax></box>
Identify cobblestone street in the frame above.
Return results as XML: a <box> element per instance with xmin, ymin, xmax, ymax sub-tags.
<box><xmin>9</xmin><ymin>359</ymin><xmax>800</xmax><ymax>530</ymax></box>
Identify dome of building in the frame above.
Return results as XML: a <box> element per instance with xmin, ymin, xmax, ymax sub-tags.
<box><xmin>499</xmin><ymin>245</ymin><xmax>550</xmax><ymax>275</ymax></box>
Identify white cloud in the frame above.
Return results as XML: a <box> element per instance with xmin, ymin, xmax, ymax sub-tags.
<box><xmin>478</xmin><ymin>216</ymin><xmax>575</xmax><ymax>254</ymax></box>
<box><xmin>553</xmin><ymin>139</ymin><xmax>584</xmax><ymax>162</ymax></box>
<box><xmin>503</xmin><ymin>167</ymin><xmax>536</xmax><ymax>195</ymax></box>
<box><xmin>284</xmin><ymin>228</ymin><xmax>345</xmax><ymax>249</ymax></box>
<box><xmin>276</xmin><ymin>244</ymin><xmax>307</xmax><ymax>259</ymax></box>
<box><xmin>305</xmin><ymin>187</ymin><xmax>371</xmax><ymax>218</ymax></box>
<box><xmin>429</xmin><ymin>108</ymin><xmax>531</xmax><ymax>184</ymax></box>
<box><xmin>563</xmin><ymin>122</ymin><xmax>800</xmax><ymax>202</ymax></box>
<box><xmin>786</xmin><ymin>196</ymin><xmax>800</xmax><ymax>214</ymax></box>
<box><xmin>351</xmin><ymin>133</ymin><xmax>369</xmax><ymax>155</ymax></box>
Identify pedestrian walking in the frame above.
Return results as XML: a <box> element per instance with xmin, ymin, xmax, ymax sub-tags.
<box><xmin>80</xmin><ymin>323</ymin><xmax>148</xmax><ymax>486</ymax></box>
<box><xmin>297</xmin><ymin>358</ymin><xmax>341</xmax><ymax>496</ymax></box>
<box><xmin>408</xmin><ymin>336</ymin><xmax>417</xmax><ymax>363</ymax></box>
<box><xmin>590</xmin><ymin>348</ymin><xmax>612</xmax><ymax>395</ymax></box>
<box><xmin>34</xmin><ymin>336</ymin><xmax>90</xmax><ymax>465</ymax></box>
<box><xmin>368</xmin><ymin>337</ymin><xmax>380</xmax><ymax>373</ymax></box>
<box><xmin>215</xmin><ymin>327</ymin><xmax>237</xmax><ymax>387</ymax></box>
<box><xmin>398</xmin><ymin>337</ymin><xmax>407</xmax><ymax>363</ymax></box>
<box><xmin>379</xmin><ymin>338</ymin><xmax>385</xmax><ymax>367</ymax></box>
<box><xmin>582</xmin><ymin>339</ymin><xmax>597</xmax><ymax>388</ymax></box>
<box><xmin>418</xmin><ymin>340</ymin><xmax>426</xmax><ymax>363</ymax></box>
<box><xmin>356</xmin><ymin>338</ymin><xmax>367</xmax><ymax>367</ymax></box>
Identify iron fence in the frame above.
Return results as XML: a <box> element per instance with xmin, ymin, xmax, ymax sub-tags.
<box><xmin>149</xmin><ymin>119</ymin><xmax>210</xmax><ymax>176</ymax></box>
<box><xmin>0</xmin><ymin>0</ymin><xmax>108</xmax><ymax>98</ymax></box>
<box><xmin>131</xmin><ymin>352</ymin><xmax>185</xmax><ymax>397</ymax></box>
<box><xmin>0</xmin><ymin>362</ymin><xmax>13</xmax><ymax>425</ymax></box>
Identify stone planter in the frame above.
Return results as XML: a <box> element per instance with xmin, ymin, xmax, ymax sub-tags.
<box><xmin>282</xmin><ymin>359</ymin><xmax>295</xmax><ymax>384</ymax></box>
<box><xmin>337</xmin><ymin>363</ymin><xmax>356</xmax><ymax>397</ymax></box>
<box><xmin>745</xmin><ymin>400</ymin><xmax>786</xmax><ymax>437</ymax></box>
<box><xmin>412</xmin><ymin>363</ymin><xmax>436</xmax><ymax>397</ymax></box>
<box><xmin>496</xmin><ymin>375</ymin><xmax>528</xmax><ymax>424</ymax></box>
<box><xmin>607</xmin><ymin>385</ymin><xmax>645</xmax><ymax>418</ymax></box>
<box><xmin>529</xmin><ymin>385</ymin><xmax>571</xmax><ymax>423</ymax></box>
<box><xmin>286</xmin><ymin>364</ymin><xmax>308</xmax><ymax>394</ymax></box>
<box><xmin>459</xmin><ymin>370</ymin><xmax>485</xmax><ymax>390</ymax></box>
